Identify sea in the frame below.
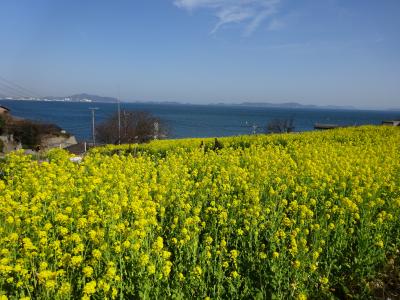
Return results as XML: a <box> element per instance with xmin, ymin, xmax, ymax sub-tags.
<box><xmin>1</xmin><ymin>100</ymin><xmax>399</xmax><ymax>141</ymax></box>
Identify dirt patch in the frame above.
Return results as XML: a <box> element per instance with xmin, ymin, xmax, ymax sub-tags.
<box><xmin>370</xmin><ymin>255</ymin><xmax>400</xmax><ymax>300</ymax></box>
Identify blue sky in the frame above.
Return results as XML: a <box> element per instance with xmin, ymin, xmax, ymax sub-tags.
<box><xmin>0</xmin><ymin>0</ymin><xmax>399</xmax><ymax>108</ymax></box>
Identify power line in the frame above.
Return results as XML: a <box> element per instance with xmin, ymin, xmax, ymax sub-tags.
<box><xmin>0</xmin><ymin>75</ymin><xmax>42</xmax><ymax>98</ymax></box>
<box><xmin>0</xmin><ymin>82</ymin><xmax>31</xmax><ymax>98</ymax></box>
<box><xmin>0</xmin><ymin>80</ymin><xmax>31</xmax><ymax>98</ymax></box>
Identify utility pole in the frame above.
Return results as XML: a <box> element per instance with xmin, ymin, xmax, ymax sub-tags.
<box><xmin>252</xmin><ymin>123</ymin><xmax>258</xmax><ymax>135</ymax></box>
<box><xmin>89</xmin><ymin>107</ymin><xmax>99</xmax><ymax>146</ymax></box>
<box><xmin>154</xmin><ymin>121</ymin><xmax>159</xmax><ymax>140</ymax></box>
<box><xmin>117</xmin><ymin>85</ymin><xmax>121</xmax><ymax>144</ymax></box>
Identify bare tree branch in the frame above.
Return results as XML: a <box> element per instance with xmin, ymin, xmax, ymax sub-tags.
<box><xmin>266</xmin><ymin>117</ymin><xmax>295</xmax><ymax>134</ymax></box>
<box><xmin>96</xmin><ymin>111</ymin><xmax>168</xmax><ymax>144</ymax></box>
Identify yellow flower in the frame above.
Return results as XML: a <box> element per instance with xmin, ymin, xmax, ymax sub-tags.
<box><xmin>193</xmin><ymin>266</ymin><xmax>202</xmax><ymax>277</ymax></box>
<box><xmin>230</xmin><ymin>250</ymin><xmax>239</xmax><ymax>261</ymax></box>
<box><xmin>259</xmin><ymin>252</ymin><xmax>267</xmax><ymax>259</ymax></box>
<box><xmin>83</xmin><ymin>266</ymin><xmax>94</xmax><ymax>277</ymax></box>
<box><xmin>114</xmin><ymin>245</ymin><xmax>121</xmax><ymax>253</ymax></box>
<box><xmin>58</xmin><ymin>282</ymin><xmax>71</xmax><ymax>295</ymax></box>
<box><xmin>83</xmin><ymin>280</ymin><xmax>97</xmax><ymax>295</ymax></box>
<box><xmin>122</xmin><ymin>240</ymin><xmax>131</xmax><ymax>249</ymax></box>
<box><xmin>310</xmin><ymin>263</ymin><xmax>318</xmax><ymax>272</ymax></box>
<box><xmin>9</xmin><ymin>233</ymin><xmax>18</xmax><ymax>242</ymax></box>
<box><xmin>162</xmin><ymin>251</ymin><xmax>171</xmax><ymax>260</ymax></box>
<box><xmin>153</xmin><ymin>237</ymin><xmax>164</xmax><ymax>252</ymax></box>
<box><xmin>297</xmin><ymin>293</ymin><xmax>307</xmax><ymax>300</ymax></box>
<box><xmin>178</xmin><ymin>272</ymin><xmax>185</xmax><ymax>281</ymax></box>
<box><xmin>319</xmin><ymin>277</ymin><xmax>329</xmax><ymax>285</ymax></box>
<box><xmin>163</xmin><ymin>261</ymin><xmax>173</xmax><ymax>277</ymax></box>
<box><xmin>147</xmin><ymin>264</ymin><xmax>156</xmax><ymax>275</ymax></box>
<box><xmin>293</xmin><ymin>260</ymin><xmax>301</xmax><ymax>269</ymax></box>
<box><xmin>139</xmin><ymin>253</ymin><xmax>150</xmax><ymax>266</ymax></box>
<box><xmin>92</xmin><ymin>249</ymin><xmax>102</xmax><ymax>260</ymax></box>
<box><xmin>45</xmin><ymin>280</ymin><xmax>56</xmax><ymax>290</ymax></box>
<box><xmin>71</xmin><ymin>255</ymin><xmax>83</xmax><ymax>267</ymax></box>
<box><xmin>112</xmin><ymin>287</ymin><xmax>118</xmax><ymax>298</ymax></box>
<box><xmin>220</xmin><ymin>239</ymin><xmax>227</xmax><ymax>249</ymax></box>
<box><xmin>107</xmin><ymin>265</ymin><xmax>117</xmax><ymax>278</ymax></box>
<box><xmin>39</xmin><ymin>262</ymin><xmax>48</xmax><ymax>270</ymax></box>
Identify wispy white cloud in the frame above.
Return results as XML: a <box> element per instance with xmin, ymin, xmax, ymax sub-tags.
<box><xmin>267</xmin><ymin>18</ymin><xmax>285</xmax><ymax>31</ymax></box>
<box><xmin>174</xmin><ymin>0</ymin><xmax>282</xmax><ymax>35</ymax></box>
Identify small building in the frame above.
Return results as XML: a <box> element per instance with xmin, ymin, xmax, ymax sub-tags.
<box><xmin>382</xmin><ymin>120</ymin><xmax>400</xmax><ymax>126</ymax></box>
<box><xmin>0</xmin><ymin>105</ymin><xmax>10</xmax><ymax>114</ymax></box>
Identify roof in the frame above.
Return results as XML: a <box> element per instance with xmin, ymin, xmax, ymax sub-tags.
<box><xmin>65</xmin><ymin>142</ymin><xmax>87</xmax><ymax>155</ymax></box>
<box><xmin>314</xmin><ymin>123</ymin><xmax>341</xmax><ymax>130</ymax></box>
<box><xmin>382</xmin><ymin>120</ymin><xmax>400</xmax><ymax>126</ymax></box>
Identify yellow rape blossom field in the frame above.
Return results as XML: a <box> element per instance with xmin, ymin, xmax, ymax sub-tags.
<box><xmin>0</xmin><ymin>126</ymin><xmax>399</xmax><ymax>299</ymax></box>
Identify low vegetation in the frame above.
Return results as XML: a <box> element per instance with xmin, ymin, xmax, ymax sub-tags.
<box><xmin>0</xmin><ymin>126</ymin><xmax>399</xmax><ymax>299</ymax></box>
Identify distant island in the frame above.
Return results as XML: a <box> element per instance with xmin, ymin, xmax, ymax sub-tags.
<box><xmin>212</xmin><ymin>102</ymin><xmax>356</xmax><ymax>110</ymax></box>
<box><xmin>4</xmin><ymin>93</ymin><xmax>397</xmax><ymax>111</ymax></box>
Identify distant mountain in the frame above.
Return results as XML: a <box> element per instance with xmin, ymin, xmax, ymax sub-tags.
<box><xmin>224</xmin><ymin>102</ymin><xmax>356</xmax><ymax>110</ymax></box>
<box><xmin>68</xmin><ymin>93</ymin><xmax>118</xmax><ymax>103</ymax></box>
<box><xmin>1</xmin><ymin>94</ymin><xmax>359</xmax><ymax>110</ymax></box>
<box><xmin>1</xmin><ymin>93</ymin><xmax>119</xmax><ymax>103</ymax></box>
<box><xmin>43</xmin><ymin>93</ymin><xmax>118</xmax><ymax>103</ymax></box>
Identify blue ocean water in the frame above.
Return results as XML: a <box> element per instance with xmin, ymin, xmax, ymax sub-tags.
<box><xmin>1</xmin><ymin>100</ymin><xmax>399</xmax><ymax>141</ymax></box>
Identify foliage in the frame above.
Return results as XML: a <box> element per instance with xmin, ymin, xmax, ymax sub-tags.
<box><xmin>10</xmin><ymin>121</ymin><xmax>41</xmax><ymax>149</ymax></box>
<box><xmin>4</xmin><ymin>119</ymin><xmax>64</xmax><ymax>149</ymax></box>
<box><xmin>0</xmin><ymin>115</ymin><xmax>5</xmax><ymax>135</ymax></box>
<box><xmin>0</xmin><ymin>126</ymin><xmax>399</xmax><ymax>299</ymax></box>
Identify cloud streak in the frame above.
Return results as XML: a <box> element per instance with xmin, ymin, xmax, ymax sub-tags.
<box><xmin>174</xmin><ymin>0</ymin><xmax>282</xmax><ymax>35</ymax></box>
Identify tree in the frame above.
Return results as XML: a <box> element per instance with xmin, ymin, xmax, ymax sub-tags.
<box><xmin>266</xmin><ymin>117</ymin><xmax>295</xmax><ymax>134</ymax></box>
<box><xmin>96</xmin><ymin>111</ymin><xmax>168</xmax><ymax>144</ymax></box>
<box><xmin>0</xmin><ymin>115</ymin><xmax>5</xmax><ymax>135</ymax></box>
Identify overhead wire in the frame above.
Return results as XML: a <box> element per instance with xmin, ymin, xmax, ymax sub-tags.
<box><xmin>0</xmin><ymin>81</ymin><xmax>30</xmax><ymax>99</ymax></box>
<box><xmin>0</xmin><ymin>75</ymin><xmax>42</xmax><ymax>98</ymax></box>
